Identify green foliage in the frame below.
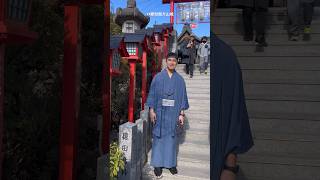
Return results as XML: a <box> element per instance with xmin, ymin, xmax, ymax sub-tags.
<box><xmin>109</xmin><ymin>142</ymin><xmax>126</xmax><ymax>179</ymax></box>
<box><xmin>111</xmin><ymin>12</ymin><xmax>122</xmax><ymax>35</ymax></box>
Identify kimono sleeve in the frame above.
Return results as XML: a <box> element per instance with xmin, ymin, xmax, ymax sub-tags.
<box><xmin>180</xmin><ymin>79</ymin><xmax>189</xmax><ymax>110</ymax></box>
<box><xmin>146</xmin><ymin>76</ymin><xmax>157</xmax><ymax>109</ymax></box>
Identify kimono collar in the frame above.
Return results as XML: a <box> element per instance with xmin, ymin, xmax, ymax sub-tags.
<box><xmin>163</xmin><ymin>68</ymin><xmax>176</xmax><ymax>78</ymax></box>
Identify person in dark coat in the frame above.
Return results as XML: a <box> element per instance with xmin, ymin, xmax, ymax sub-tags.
<box><xmin>210</xmin><ymin>33</ymin><xmax>254</xmax><ymax>180</ymax></box>
<box><xmin>228</xmin><ymin>0</ymin><xmax>269</xmax><ymax>47</ymax></box>
<box><xmin>186</xmin><ymin>36</ymin><xmax>196</xmax><ymax>78</ymax></box>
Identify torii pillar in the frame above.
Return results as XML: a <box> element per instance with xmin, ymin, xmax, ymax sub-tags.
<box><xmin>141</xmin><ymin>49</ymin><xmax>147</xmax><ymax>110</ymax></box>
<box><xmin>59</xmin><ymin>3</ymin><xmax>81</xmax><ymax>180</ymax></box>
<box><xmin>170</xmin><ymin>0</ymin><xmax>174</xmax><ymax>24</ymax></box>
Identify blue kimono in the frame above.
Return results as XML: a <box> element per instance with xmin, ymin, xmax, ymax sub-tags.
<box><xmin>211</xmin><ymin>34</ymin><xmax>254</xmax><ymax>179</ymax></box>
<box><xmin>146</xmin><ymin>68</ymin><xmax>189</xmax><ymax>168</ymax></box>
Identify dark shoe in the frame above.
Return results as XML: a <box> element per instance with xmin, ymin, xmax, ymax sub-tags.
<box><xmin>154</xmin><ymin>167</ymin><xmax>163</xmax><ymax>178</ymax></box>
<box><xmin>190</xmin><ymin>75</ymin><xmax>193</xmax><ymax>78</ymax></box>
<box><xmin>304</xmin><ymin>26</ymin><xmax>311</xmax><ymax>34</ymax></box>
<box><xmin>243</xmin><ymin>34</ymin><xmax>253</xmax><ymax>41</ymax></box>
<box><xmin>169</xmin><ymin>167</ymin><xmax>178</xmax><ymax>175</ymax></box>
<box><xmin>290</xmin><ymin>35</ymin><xmax>299</xmax><ymax>41</ymax></box>
<box><xmin>255</xmin><ymin>35</ymin><xmax>268</xmax><ymax>47</ymax></box>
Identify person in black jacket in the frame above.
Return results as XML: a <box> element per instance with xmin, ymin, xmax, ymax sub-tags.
<box><xmin>186</xmin><ymin>36</ymin><xmax>196</xmax><ymax>78</ymax></box>
<box><xmin>228</xmin><ymin>0</ymin><xmax>269</xmax><ymax>47</ymax></box>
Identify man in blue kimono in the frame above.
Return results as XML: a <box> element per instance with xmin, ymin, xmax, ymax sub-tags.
<box><xmin>146</xmin><ymin>52</ymin><xmax>189</xmax><ymax>178</ymax></box>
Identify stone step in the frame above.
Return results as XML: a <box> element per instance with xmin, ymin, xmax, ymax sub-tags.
<box><xmin>238</xmin><ymin>56</ymin><xmax>320</xmax><ymax>71</ymax></box>
<box><xmin>239</xmin><ymin>153</ymin><xmax>320</xmax><ymax>168</ymax></box>
<box><xmin>213</xmin><ymin>15</ymin><xmax>320</xmax><ymax>26</ymax></box>
<box><xmin>143</xmin><ymin>142</ymin><xmax>210</xmax><ymax>179</ymax></box>
<box><xmin>180</xmin><ymin>75</ymin><xmax>211</xmax><ymax>79</ymax></box>
<box><xmin>185</xmin><ymin>87</ymin><xmax>210</xmax><ymax>93</ymax></box>
<box><xmin>180</xmin><ymin>130</ymin><xmax>210</xmax><ymax>145</ymax></box>
<box><xmin>250</xmin><ymin>118</ymin><xmax>320</xmax><ymax>136</ymax></box>
<box><xmin>214</xmin><ymin>7</ymin><xmax>320</xmax><ymax>17</ymax></box>
<box><xmin>242</xmin><ymin>69</ymin><xmax>320</xmax><ymax>84</ymax></box>
<box><xmin>244</xmin><ymin>83</ymin><xmax>320</xmax><ymax>101</ymax></box>
<box><xmin>177</xmin><ymin>142</ymin><xmax>210</xmax><ymax>156</ymax></box>
<box><xmin>185</xmin><ymin>121</ymin><xmax>210</xmax><ymax>131</ymax></box>
<box><xmin>187</xmin><ymin>94</ymin><xmax>210</xmax><ymax>100</ymax></box>
<box><xmin>237</xmin><ymin>155</ymin><xmax>320</xmax><ymax>180</ymax></box>
<box><xmin>185</xmin><ymin>81</ymin><xmax>210</xmax><ymax>86</ymax></box>
<box><xmin>249</xmin><ymin>138</ymin><xmax>320</xmax><ymax>157</ymax></box>
<box><xmin>186</xmin><ymin>83</ymin><xmax>210</xmax><ymax>90</ymax></box>
<box><xmin>233</xmin><ymin>45</ymin><xmax>320</xmax><ymax>57</ymax></box>
<box><xmin>185</xmin><ymin>112</ymin><xmax>210</xmax><ymax>120</ymax></box>
<box><xmin>214</xmin><ymin>24</ymin><xmax>320</xmax><ymax>35</ymax></box>
<box><xmin>253</xmin><ymin>132</ymin><xmax>320</xmax><ymax>142</ymax></box>
<box><xmin>143</xmin><ymin>162</ymin><xmax>210</xmax><ymax>180</ymax></box>
<box><xmin>188</xmin><ymin>99</ymin><xmax>210</xmax><ymax>104</ymax></box>
<box><xmin>246</xmin><ymin>100</ymin><xmax>320</xmax><ymax>120</ymax></box>
<box><xmin>217</xmin><ymin>34</ymin><xmax>320</xmax><ymax>46</ymax></box>
<box><xmin>213</xmin><ymin>8</ymin><xmax>320</xmax><ymax>25</ymax></box>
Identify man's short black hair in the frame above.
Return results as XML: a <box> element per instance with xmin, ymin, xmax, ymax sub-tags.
<box><xmin>201</xmin><ymin>36</ymin><xmax>208</xmax><ymax>41</ymax></box>
<box><xmin>166</xmin><ymin>52</ymin><xmax>178</xmax><ymax>60</ymax></box>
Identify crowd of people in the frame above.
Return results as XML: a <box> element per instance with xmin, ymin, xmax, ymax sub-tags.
<box><xmin>178</xmin><ymin>34</ymin><xmax>210</xmax><ymax>78</ymax></box>
<box><xmin>227</xmin><ymin>0</ymin><xmax>317</xmax><ymax>46</ymax></box>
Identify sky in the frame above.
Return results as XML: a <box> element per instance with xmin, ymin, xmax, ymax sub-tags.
<box><xmin>110</xmin><ymin>0</ymin><xmax>210</xmax><ymax>37</ymax></box>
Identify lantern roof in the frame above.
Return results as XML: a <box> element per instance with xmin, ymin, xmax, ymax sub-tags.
<box><xmin>110</xmin><ymin>36</ymin><xmax>124</xmax><ymax>49</ymax></box>
<box><xmin>110</xmin><ymin>36</ymin><xmax>129</xmax><ymax>57</ymax></box>
<box><xmin>114</xmin><ymin>0</ymin><xmax>150</xmax><ymax>29</ymax></box>
<box><xmin>122</xmin><ymin>33</ymin><xmax>146</xmax><ymax>43</ymax></box>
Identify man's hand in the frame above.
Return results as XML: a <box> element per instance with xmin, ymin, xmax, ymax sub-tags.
<box><xmin>178</xmin><ymin>115</ymin><xmax>184</xmax><ymax>126</ymax></box>
<box><xmin>150</xmin><ymin>109</ymin><xmax>156</xmax><ymax>124</ymax></box>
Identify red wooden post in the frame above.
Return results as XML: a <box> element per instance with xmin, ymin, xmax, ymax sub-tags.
<box><xmin>141</xmin><ymin>50</ymin><xmax>147</xmax><ymax>110</ymax></box>
<box><xmin>0</xmin><ymin>43</ymin><xmax>4</xmax><ymax>180</ymax></box>
<box><xmin>128</xmin><ymin>60</ymin><xmax>136</xmax><ymax>122</ymax></box>
<box><xmin>59</xmin><ymin>4</ymin><xmax>81</xmax><ymax>180</ymax></box>
<box><xmin>164</xmin><ymin>32</ymin><xmax>168</xmax><ymax>59</ymax></box>
<box><xmin>101</xmin><ymin>0</ymin><xmax>110</xmax><ymax>155</ymax></box>
<box><xmin>170</xmin><ymin>0</ymin><xmax>174</xmax><ymax>24</ymax></box>
<box><xmin>0</xmin><ymin>0</ymin><xmax>6</xmax><ymax>177</ymax></box>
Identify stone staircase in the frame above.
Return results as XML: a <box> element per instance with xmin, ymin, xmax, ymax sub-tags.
<box><xmin>142</xmin><ymin>64</ymin><xmax>210</xmax><ymax>180</ymax></box>
<box><xmin>214</xmin><ymin>8</ymin><xmax>320</xmax><ymax>180</ymax></box>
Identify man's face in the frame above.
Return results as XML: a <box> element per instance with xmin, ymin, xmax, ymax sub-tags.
<box><xmin>166</xmin><ymin>57</ymin><xmax>177</xmax><ymax>70</ymax></box>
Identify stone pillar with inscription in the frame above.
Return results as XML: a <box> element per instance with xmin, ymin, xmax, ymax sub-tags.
<box><xmin>118</xmin><ymin>122</ymin><xmax>138</xmax><ymax>180</ymax></box>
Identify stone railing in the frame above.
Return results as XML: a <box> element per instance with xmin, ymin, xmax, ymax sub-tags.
<box><xmin>117</xmin><ymin>104</ymin><xmax>152</xmax><ymax>180</ymax></box>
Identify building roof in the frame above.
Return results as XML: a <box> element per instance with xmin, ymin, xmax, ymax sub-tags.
<box><xmin>122</xmin><ymin>33</ymin><xmax>146</xmax><ymax>43</ymax></box>
<box><xmin>177</xmin><ymin>23</ymin><xmax>201</xmax><ymax>42</ymax></box>
<box><xmin>110</xmin><ymin>36</ymin><xmax>124</xmax><ymax>49</ymax></box>
<box><xmin>114</xmin><ymin>0</ymin><xmax>150</xmax><ymax>29</ymax></box>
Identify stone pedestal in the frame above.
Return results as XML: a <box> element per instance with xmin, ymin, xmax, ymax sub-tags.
<box><xmin>136</xmin><ymin>118</ymin><xmax>147</xmax><ymax>165</ymax></box>
<box><xmin>96</xmin><ymin>154</ymin><xmax>108</xmax><ymax>180</ymax></box>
